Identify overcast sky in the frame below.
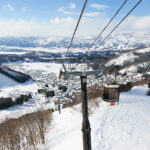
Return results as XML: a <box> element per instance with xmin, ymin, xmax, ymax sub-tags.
<box><xmin>0</xmin><ymin>0</ymin><xmax>150</xmax><ymax>37</ymax></box>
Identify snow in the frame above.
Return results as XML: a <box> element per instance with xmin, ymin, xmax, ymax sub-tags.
<box><xmin>0</xmin><ymin>34</ymin><xmax>150</xmax><ymax>58</ymax></box>
<box><xmin>106</xmin><ymin>52</ymin><xmax>138</xmax><ymax>66</ymax></box>
<box><xmin>44</xmin><ymin>108</ymin><xmax>83</xmax><ymax>150</ymax></box>
<box><xmin>0</xmin><ymin>51</ymin><xmax>28</xmax><ymax>55</ymax></box>
<box><xmin>6</xmin><ymin>62</ymin><xmax>63</xmax><ymax>76</ymax></box>
<box><xmin>136</xmin><ymin>47</ymin><xmax>150</xmax><ymax>54</ymax></box>
<box><xmin>120</xmin><ymin>65</ymin><xmax>138</xmax><ymax>74</ymax></box>
<box><xmin>0</xmin><ymin>80</ymin><xmax>37</xmax><ymax>97</ymax></box>
<box><xmin>0</xmin><ymin>46</ymin><xmax>85</xmax><ymax>54</ymax></box>
<box><xmin>104</xmin><ymin>84</ymin><xmax>119</xmax><ymax>88</ymax></box>
<box><xmin>0</xmin><ymin>73</ymin><xmax>19</xmax><ymax>88</ymax></box>
<box><xmin>20</xmin><ymin>62</ymin><xmax>62</xmax><ymax>75</ymax></box>
<box><xmin>106</xmin><ymin>46</ymin><xmax>150</xmax><ymax>68</ymax></box>
<box><xmin>43</xmin><ymin>85</ymin><xmax>150</xmax><ymax>150</ymax></box>
<box><xmin>0</xmin><ymin>72</ymin><xmax>45</xmax><ymax>123</ymax></box>
<box><xmin>0</xmin><ymin>72</ymin><xmax>37</xmax><ymax>98</ymax></box>
<box><xmin>0</xmin><ymin>46</ymin><xmax>54</xmax><ymax>53</ymax></box>
<box><xmin>0</xmin><ymin>62</ymin><xmax>64</xmax><ymax>123</ymax></box>
<box><xmin>0</xmin><ymin>92</ymin><xmax>55</xmax><ymax>123</ymax></box>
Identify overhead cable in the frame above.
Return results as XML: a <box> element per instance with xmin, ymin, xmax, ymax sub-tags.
<box><xmin>86</xmin><ymin>0</ymin><xmax>142</xmax><ymax>56</ymax></box>
<box><xmin>86</xmin><ymin>0</ymin><xmax>128</xmax><ymax>54</ymax></box>
<box><xmin>66</xmin><ymin>0</ymin><xmax>88</xmax><ymax>58</ymax></box>
<box><xmin>99</xmin><ymin>0</ymin><xmax>142</xmax><ymax>46</ymax></box>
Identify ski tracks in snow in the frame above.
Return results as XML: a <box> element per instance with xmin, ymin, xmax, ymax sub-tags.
<box><xmin>43</xmin><ymin>86</ymin><xmax>150</xmax><ymax>150</ymax></box>
<box><xmin>43</xmin><ymin>108</ymin><xmax>83</xmax><ymax>150</ymax></box>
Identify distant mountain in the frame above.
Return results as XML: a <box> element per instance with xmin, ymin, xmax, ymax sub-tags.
<box><xmin>0</xmin><ymin>33</ymin><xmax>150</xmax><ymax>49</ymax></box>
<box><xmin>0</xmin><ymin>33</ymin><xmax>150</xmax><ymax>63</ymax></box>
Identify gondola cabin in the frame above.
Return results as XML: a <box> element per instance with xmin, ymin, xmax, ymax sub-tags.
<box><xmin>102</xmin><ymin>84</ymin><xmax>120</xmax><ymax>106</ymax></box>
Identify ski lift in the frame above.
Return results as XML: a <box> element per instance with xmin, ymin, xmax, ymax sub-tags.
<box><xmin>58</xmin><ymin>0</ymin><xmax>142</xmax><ymax>149</ymax></box>
<box><xmin>102</xmin><ymin>83</ymin><xmax>120</xmax><ymax>106</ymax></box>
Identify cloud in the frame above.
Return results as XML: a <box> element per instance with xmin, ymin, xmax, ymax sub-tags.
<box><xmin>0</xmin><ymin>17</ymin><xmax>106</xmax><ymax>37</ymax></box>
<box><xmin>84</xmin><ymin>12</ymin><xmax>101</xmax><ymax>17</ymax></box>
<box><xmin>58</xmin><ymin>2</ymin><xmax>77</xmax><ymax>15</ymax></box>
<box><xmin>50</xmin><ymin>17</ymin><xmax>74</xmax><ymax>25</ymax></box>
<box><xmin>118</xmin><ymin>16</ymin><xmax>150</xmax><ymax>32</ymax></box>
<box><xmin>4</xmin><ymin>4</ymin><xmax>15</xmax><ymax>11</ymax></box>
<box><xmin>69</xmin><ymin>2</ymin><xmax>76</xmax><ymax>9</ymax></box>
<box><xmin>130</xmin><ymin>16</ymin><xmax>150</xmax><ymax>30</ymax></box>
<box><xmin>58</xmin><ymin>9</ymin><xmax>101</xmax><ymax>17</ymax></box>
<box><xmin>61</xmin><ymin>11</ymin><xmax>79</xmax><ymax>15</ymax></box>
<box><xmin>58</xmin><ymin>6</ymin><xmax>79</xmax><ymax>15</ymax></box>
<box><xmin>21</xmin><ymin>7</ymin><xmax>28</xmax><ymax>12</ymax></box>
<box><xmin>58</xmin><ymin>6</ymin><xmax>65</xmax><ymax>12</ymax></box>
<box><xmin>90</xmin><ymin>3</ymin><xmax>109</xmax><ymax>10</ymax></box>
<box><xmin>0</xmin><ymin>18</ymin><xmax>76</xmax><ymax>37</ymax></box>
<box><xmin>0</xmin><ymin>16</ymin><xmax>150</xmax><ymax>37</ymax></box>
<box><xmin>58</xmin><ymin>6</ymin><xmax>101</xmax><ymax>17</ymax></box>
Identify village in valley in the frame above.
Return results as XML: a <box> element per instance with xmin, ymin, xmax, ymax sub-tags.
<box><xmin>0</xmin><ymin>42</ymin><xmax>150</xmax><ymax>118</ymax></box>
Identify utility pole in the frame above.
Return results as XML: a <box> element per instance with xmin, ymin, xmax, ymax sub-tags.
<box><xmin>81</xmin><ymin>74</ymin><xmax>92</xmax><ymax>150</ymax></box>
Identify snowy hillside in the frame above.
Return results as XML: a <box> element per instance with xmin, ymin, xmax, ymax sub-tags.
<box><xmin>44</xmin><ymin>85</ymin><xmax>150</xmax><ymax>150</ymax></box>
<box><xmin>106</xmin><ymin>47</ymin><xmax>150</xmax><ymax>67</ymax></box>
<box><xmin>0</xmin><ymin>33</ymin><xmax>150</xmax><ymax>63</ymax></box>
<box><xmin>106</xmin><ymin>51</ymin><xmax>138</xmax><ymax>66</ymax></box>
<box><xmin>104</xmin><ymin>47</ymin><xmax>150</xmax><ymax>78</ymax></box>
<box><xmin>0</xmin><ymin>73</ymin><xmax>18</xmax><ymax>88</ymax></box>
<box><xmin>0</xmin><ymin>72</ymin><xmax>37</xmax><ymax>98</ymax></box>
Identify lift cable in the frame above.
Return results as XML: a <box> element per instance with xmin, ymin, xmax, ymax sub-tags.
<box><xmin>61</xmin><ymin>0</ymin><xmax>142</xmax><ymax>74</ymax></box>
<box><xmin>85</xmin><ymin>0</ymin><xmax>128</xmax><ymax>55</ymax></box>
<box><xmin>61</xmin><ymin>0</ymin><xmax>88</xmax><ymax>73</ymax></box>
<box><xmin>85</xmin><ymin>0</ymin><xmax>142</xmax><ymax>57</ymax></box>
<box><xmin>65</xmin><ymin>0</ymin><xmax>88</xmax><ymax>58</ymax></box>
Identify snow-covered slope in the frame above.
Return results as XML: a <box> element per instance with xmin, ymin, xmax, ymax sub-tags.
<box><xmin>0</xmin><ymin>73</ymin><xmax>19</xmax><ymax>88</ymax></box>
<box><xmin>0</xmin><ymin>72</ymin><xmax>37</xmax><ymax>98</ymax></box>
<box><xmin>106</xmin><ymin>46</ymin><xmax>150</xmax><ymax>71</ymax></box>
<box><xmin>44</xmin><ymin>85</ymin><xmax>150</xmax><ymax>150</ymax></box>
<box><xmin>106</xmin><ymin>51</ymin><xmax>138</xmax><ymax>66</ymax></box>
<box><xmin>136</xmin><ymin>47</ymin><xmax>150</xmax><ymax>54</ymax></box>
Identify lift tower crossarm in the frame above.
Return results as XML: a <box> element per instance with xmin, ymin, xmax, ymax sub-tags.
<box><xmin>62</xmin><ymin>70</ymin><xmax>103</xmax><ymax>80</ymax></box>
